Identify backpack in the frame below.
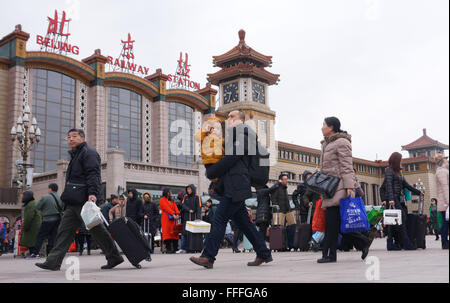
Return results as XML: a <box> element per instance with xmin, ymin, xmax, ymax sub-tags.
<box><xmin>248</xmin><ymin>142</ymin><xmax>270</xmax><ymax>189</ymax></box>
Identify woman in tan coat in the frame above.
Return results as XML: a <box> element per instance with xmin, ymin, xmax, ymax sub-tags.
<box><xmin>109</xmin><ymin>195</ymin><xmax>126</xmax><ymax>223</ymax></box>
<box><xmin>317</xmin><ymin>117</ymin><xmax>370</xmax><ymax>263</ymax></box>
<box><xmin>435</xmin><ymin>154</ymin><xmax>449</xmax><ymax>249</ymax></box>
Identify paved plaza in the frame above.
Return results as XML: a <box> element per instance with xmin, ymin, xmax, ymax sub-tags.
<box><xmin>0</xmin><ymin>235</ymin><xmax>448</xmax><ymax>283</ymax></box>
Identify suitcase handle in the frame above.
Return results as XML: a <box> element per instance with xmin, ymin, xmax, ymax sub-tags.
<box><xmin>306</xmin><ymin>206</ymin><xmax>313</xmax><ymax>225</ymax></box>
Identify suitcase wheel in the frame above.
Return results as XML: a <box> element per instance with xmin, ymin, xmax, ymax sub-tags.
<box><xmin>133</xmin><ymin>264</ymin><xmax>142</xmax><ymax>269</ymax></box>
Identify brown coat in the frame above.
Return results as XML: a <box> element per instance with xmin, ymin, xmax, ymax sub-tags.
<box><xmin>320</xmin><ymin>132</ymin><xmax>355</xmax><ymax>209</ymax></box>
<box><xmin>435</xmin><ymin>161</ymin><xmax>449</xmax><ymax>212</ymax></box>
<box><xmin>109</xmin><ymin>203</ymin><xmax>126</xmax><ymax>222</ymax></box>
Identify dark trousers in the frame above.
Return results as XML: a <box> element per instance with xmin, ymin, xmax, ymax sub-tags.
<box><xmin>322</xmin><ymin>206</ymin><xmax>340</xmax><ymax>260</ymax></box>
<box><xmin>441</xmin><ymin>211</ymin><xmax>449</xmax><ymax>247</ymax></box>
<box><xmin>45</xmin><ymin>205</ymin><xmax>121</xmax><ymax>268</ymax></box>
<box><xmin>256</xmin><ymin>223</ymin><xmax>269</xmax><ymax>242</ymax></box>
<box><xmin>33</xmin><ymin>219</ymin><xmax>61</xmax><ymax>255</ymax></box>
<box><xmin>76</xmin><ymin>233</ymin><xmax>91</xmax><ymax>253</ymax></box>
<box><xmin>341</xmin><ymin>232</ymin><xmax>370</xmax><ymax>250</ymax></box>
<box><xmin>164</xmin><ymin>239</ymin><xmax>178</xmax><ymax>253</ymax></box>
<box><xmin>387</xmin><ymin>202</ymin><xmax>408</xmax><ymax>242</ymax></box>
<box><xmin>202</xmin><ymin>195</ymin><xmax>271</xmax><ymax>262</ymax></box>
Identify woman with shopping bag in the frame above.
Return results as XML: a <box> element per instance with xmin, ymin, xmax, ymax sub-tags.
<box><xmin>312</xmin><ymin>117</ymin><xmax>371</xmax><ymax>263</ymax></box>
<box><xmin>381</xmin><ymin>152</ymin><xmax>422</xmax><ymax>251</ymax></box>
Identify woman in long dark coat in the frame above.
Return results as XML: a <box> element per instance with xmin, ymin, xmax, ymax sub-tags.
<box><xmin>20</xmin><ymin>191</ymin><xmax>42</xmax><ymax>256</ymax></box>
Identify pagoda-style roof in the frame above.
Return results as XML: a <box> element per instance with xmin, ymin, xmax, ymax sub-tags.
<box><xmin>208</xmin><ymin>61</ymin><xmax>280</xmax><ymax>85</ymax></box>
<box><xmin>212</xmin><ymin>29</ymin><xmax>273</xmax><ymax>68</ymax></box>
<box><xmin>402</xmin><ymin>129</ymin><xmax>449</xmax><ymax>151</ymax></box>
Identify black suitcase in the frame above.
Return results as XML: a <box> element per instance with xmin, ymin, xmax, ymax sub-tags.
<box><xmin>407</xmin><ymin>214</ymin><xmax>426</xmax><ymax>249</ymax></box>
<box><xmin>185</xmin><ymin>231</ymin><xmax>204</xmax><ymax>253</ymax></box>
<box><xmin>105</xmin><ymin>216</ymin><xmax>152</xmax><ymax>268</ymax></box>
<box><xmin>293</xmin><ymin>206</ymin><xmax>312</xmax><ymax>251</ymax></box>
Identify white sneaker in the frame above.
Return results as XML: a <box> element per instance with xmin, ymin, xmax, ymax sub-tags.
<box><xmin>176</xmin><ymin>249</ymin><xmax>186</xmax><ymax>254</ymax></box>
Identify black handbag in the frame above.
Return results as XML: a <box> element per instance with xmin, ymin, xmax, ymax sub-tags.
<box><xmin>60</xmin><ymin>182</ymin><xmax>88</xmax><ymax>205</ymax></box>
<box><xmin>304</xmin><ymin>171</ymin><xmax>340</xmax><ymax>199</ymax></box>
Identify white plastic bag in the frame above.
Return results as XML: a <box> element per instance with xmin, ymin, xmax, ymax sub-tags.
<box><xmin>81</xmin><ymin>201</ymin><xmax>103</xmax><ymax>230</ymax></box>
<box><xmin>383</xmin><ymin>209</ymin><xmax>402</xmax><ymax>226</ymax></box>
<box><xmin>446</xmin><ymin>206</ymin><xmax>449</xmax><ymax>222</ymax></box>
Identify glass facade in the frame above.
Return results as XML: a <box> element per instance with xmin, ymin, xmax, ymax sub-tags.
<box><xmin>168</xmin><ymin>102</ymin><xmax>194</xmax><ymax>168</ymax></box>
<box><xmin>31</xmin><ymin>69</ymin><xmax>75</xmax><ymax>173</ymax></box>
<box><xmin>107</xmin><ymin>87</ymin><xmax>142</xmax><ymax>162</ymax></box>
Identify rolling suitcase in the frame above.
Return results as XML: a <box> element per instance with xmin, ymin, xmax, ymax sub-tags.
<box><xmin>102</xmin><ymin>214</ymin><xmax>152</xmax><ymax>269</ymax></box>
<box><xmin>407</xmin><ymin>214</ymin><xmax>427</xmax><ymax>249</ymax></box>
<box><xmin>269</xmin><ymin>226</ymin><xmax>286</xmax><ymax>252</ymax></box>
<box><xmin>269</xmin><ymin>205</ymin><xmax>287</xmax><ymax>252</ymax></box>
<box><xmin>185</xmin><ymin>213</ymin><xmax>205</xmax><ymax>253</ymax></box>
<box><xmin>143</xmin><ymin>219</ymin><xmax>153</xmax><ymax>253</ymax></box>
<box><xmin>293</xmin><ymin>206</ymin><xmax>313</xmax><ymax>251</ymax></box>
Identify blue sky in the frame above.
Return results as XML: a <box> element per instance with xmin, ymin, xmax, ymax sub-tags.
<box><xmin>1</xmin><ymin>0</ymin><xmax>448</xmax><ymax>160</ymax></box>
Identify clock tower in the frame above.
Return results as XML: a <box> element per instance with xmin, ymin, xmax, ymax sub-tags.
<box><xmin>208</xmin><ymin>29</ymin><xmax>280</xmax><ymax>165</ymax></box>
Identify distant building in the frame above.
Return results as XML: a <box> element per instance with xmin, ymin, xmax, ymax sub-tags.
<box><xmin>0</xmin><ymin>26</ymin><xmax>447</xmax><ymax>223</ymax></box>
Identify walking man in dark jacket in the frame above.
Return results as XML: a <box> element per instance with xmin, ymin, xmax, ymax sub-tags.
<box><xmin>101</xmin><ymin>195</ymin><xmax>118</xmax><ymax>223</ymax></box>
<box><xmin>32</xmin><ymin>183</ymin><xmax>64</xmax><ymax>258</ymax></box>
<box><xmin>178</xmin><ymin>184</ymin><xmax>202</xmax><ymax>253</ymax></box>
<box><xmin>36</xmin><ymin>129</ymin><xmax>123</xmax><ymax>271</ymax></box>
<box><xmin>292</xmin><ymin>171</ymin><xmax>321</xmax><ymax>223</ymax></box>
<box><xmin>190</xmin><ymin>111</ymin><xmax>272</xmax><ymax>268</ymax></box>
<box><xmin>270</xmin><ymin>174</ymin><xmax>295</xmax><ymax>227</ymax></box>
<box><xmin>142</xmin><ymin>192</ymin><xmax>159</xmax><ymax>254</ymax></box>
<box><xmin>126</xmin><ymin>189</ymin><xmax>144</xmax><ymax>225</ymax></box>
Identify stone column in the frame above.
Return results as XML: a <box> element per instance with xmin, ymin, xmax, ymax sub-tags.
<box><xmin>105</xmin><ymin>149</ymin><xmax>125</xmax><ymax>198</ymax></box>
<box><xmin>56</xmin><ymin>160</ymin><xmax>69</xmax><ymax>193</ymax></box>
<box><xmin>151</xmin><ymin>101</ymin><xmax>169</xmax><ymax>165</ymax></box>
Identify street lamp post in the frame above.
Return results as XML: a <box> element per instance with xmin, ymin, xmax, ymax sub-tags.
<box><xmin>415</xmin><ymin>178</ymin><xmax>426</xmax><ymax>215</ymax></box>
<box><xmin>10</xmin><ymin>104</ymin><xmax>41</xmax><ymax>213</ymax></box>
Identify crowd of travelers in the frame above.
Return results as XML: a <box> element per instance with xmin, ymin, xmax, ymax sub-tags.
<box><xmin>0</xmin><ymin>112</ymin><xmax>447</xmax><ymax>272</ymax></box>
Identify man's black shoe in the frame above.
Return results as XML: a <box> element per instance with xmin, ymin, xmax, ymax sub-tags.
<box><xmin>100</xmin><ymin>258</ymin><xmax>124</xmax><ymax>270</ymax></box>
<box><xmin>317</xmin><ymin>257</ymin><xmax>336</xmax><ymax>264</ymax></box>
<box><xmin>35</xmin><ymin>262</ymin><xmax>60</xmax><ymax>271</ymax></box>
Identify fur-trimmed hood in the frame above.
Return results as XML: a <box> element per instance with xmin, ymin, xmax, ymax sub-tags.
<box><xmin>321</xmin><ymin>132</ymin><xmax>352</xmax><ymax>145</ymax></box>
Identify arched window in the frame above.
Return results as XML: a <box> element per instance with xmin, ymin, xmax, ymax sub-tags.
<box><xmin>31</xmin><ymin>69</ymin><xmax>75</xmax><ymax>173</ymax></box>
<box><xmin>168</xmin><ymin>102</ymin><xmax>194</xmax><ymax>168</ymax></box>
<box><xmin>107</xmin><ymin>87</ymin><xmax>142</xmax><ymax>162</ymax></box>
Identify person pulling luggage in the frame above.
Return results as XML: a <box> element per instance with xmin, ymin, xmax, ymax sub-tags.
<box><xmin>35</xmin><ymin>129</ymin><xmax>123</xmax><ymax>271</ymax></box>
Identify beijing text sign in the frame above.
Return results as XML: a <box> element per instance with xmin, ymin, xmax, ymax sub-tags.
<box><xmin>36</xmin><ymin>10</ymin><xmax>80</xmax><ymax>56</ymax></box>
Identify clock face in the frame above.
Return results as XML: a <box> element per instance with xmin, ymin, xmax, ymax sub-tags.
<box><xmin>252</xmin><ymin>82</ymin><xmax>265</xmax><ymax>104</ymax></box>
<box><xmin>223</xmin><ymin>82</ymin><xmax>239</xmax><ymax>104</ymax></box>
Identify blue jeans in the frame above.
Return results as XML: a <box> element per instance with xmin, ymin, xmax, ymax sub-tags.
<box><xmin>201</xmin><ymin>195</ymin><xmax>271</xmax><ymax>262</ymax></box>
<box><xmin>440</xmin><ymin>212</ymin><xmax>449</xmax><ymax>247</ymax></box>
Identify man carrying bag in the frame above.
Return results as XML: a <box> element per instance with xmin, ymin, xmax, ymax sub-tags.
<box><xmin>35</xmin><ymin>129</ymin><xmax>123</xmax><ymax>271</ymax></box>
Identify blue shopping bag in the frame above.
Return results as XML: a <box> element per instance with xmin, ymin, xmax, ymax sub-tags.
<box><xmin>340</xmin><ymin>196</ymin><xmax>370</xmax><ymax>233</ymax></box>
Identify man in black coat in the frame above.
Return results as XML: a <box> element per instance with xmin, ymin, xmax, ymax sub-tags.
<box><xmin>292</xmin><ymin>170</ymin><xmax>321</xmax><ymax>223</ymax></box>
<box><xmin>142</xmin><ymin>192</ymin><xmax>160</xmax><ymax>254</ymax></box>
<box><xmin>126</xmin><ymin>189</ymin><xmax>144</xmax><ymax>225</ymax></box>
<box><xmin>36</xmin><ymin>129</ymin><xmax>123</xmax><ymax>271</ymax></box>
<box><xmin>190</xmin><ymin>111</ymin><xmax>272</xmax><ymax>269</ymax></box>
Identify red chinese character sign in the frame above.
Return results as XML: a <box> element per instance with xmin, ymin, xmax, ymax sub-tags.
<box><xmin>107</xmin><ymin>33</ymin><xmax>150</xmax><ymax>76</ymax></box>
<box><xmin>168</xmin><ymin>52</ymin><xmax>201</xmax><ymax>91</ymax></box>
<box><xmin>36</xmin><ymin>10</ymin><xmax>80</xmax><ymax>56</ymax></box>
